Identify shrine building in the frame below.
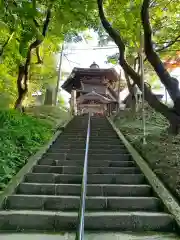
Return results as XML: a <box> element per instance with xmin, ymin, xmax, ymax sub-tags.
<box><xmin>61</xmin><ymin>62</ymin><xmax>120</xmax><ymax>116</ymax></box>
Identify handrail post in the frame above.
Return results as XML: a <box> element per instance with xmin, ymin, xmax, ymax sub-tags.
<box><xmin>75</xmin><ymin>113</ymin><xmax>91</xmax><ymax>240</ymax></box>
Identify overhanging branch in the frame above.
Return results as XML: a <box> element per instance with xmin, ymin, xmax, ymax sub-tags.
<box><xmin>141</xmin><ymin>0</ymin><xmax>180</xmax><ymax>102</ymax></box>
<box><xmin>42</xmin><ymin>5</ymin><xmax>52</xmax><ymax>37</ymax></box>
<box><xmin>97</xmin><ymin>0</ymin><xmax>177</xmax><ymax>122</ymax></box>
<box><xmin>24</xmin><ymin>4</ymin><xmax>52</xmax><ymax>71</ymax></box>
<box><xmin>97</xmin><ymin>0</ymin><xmax>125</xmax><ymax>55</ymax></box>
<box><xmin>155</xmin><ymin>34</ymin><xmax>180</xmax><ymax>52</ymax></box>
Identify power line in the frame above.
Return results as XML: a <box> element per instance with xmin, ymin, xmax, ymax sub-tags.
<box><xmin>64</xmin><ymin>54</ymin><xmax>81</xmax><ymax>66</ymax></box>
<box><xmin>64</xmin><ymin>46</ymin><xmax>118</xmax><ymax>52</ymax></box>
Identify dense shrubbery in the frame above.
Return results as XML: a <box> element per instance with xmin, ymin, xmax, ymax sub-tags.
<box><xmin>0</xmin><ymin>109</ymin><xmax>54</xmax><ymax>190</ymax></box>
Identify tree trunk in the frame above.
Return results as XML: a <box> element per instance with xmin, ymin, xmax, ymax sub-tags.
<box><xmin>97</xmin><ymin>0</ymin><xmax>180</xmax><ymax>133</ymax></box>
<box><xmin>14</xmin><ymin>5</ymin><xmax>52</xmax><ymax>110</ymax></box>
<box><xmin>141</xmin><ymin>0</ymin><xmax>180</xmax><ymax>116</ymax></box>
<box><xmin>14</xmin><ymin>65</ymin><xmax>28</xmax><ymax>111</ymax></box>
<box><xmin>123</xmin><ymin>55</ymin><xmax>141</xmax><ymax>112</ymax></box>
<box><xmin>124</xmin><ymin>72</ymin><xmax>137</xmax><ymax>112</ymax></box>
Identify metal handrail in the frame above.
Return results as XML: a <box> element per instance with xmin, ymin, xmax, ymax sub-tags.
<box><xmin>75</xmin><ymin>113</ymin><xmax>91</xmax><ymax>240</ymax></box>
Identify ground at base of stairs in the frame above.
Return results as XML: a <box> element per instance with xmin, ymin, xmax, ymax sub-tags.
<box><xmin>0</xmin><ymin>232</ymin><xmax>179</xmax><ymax>240</ymax></box>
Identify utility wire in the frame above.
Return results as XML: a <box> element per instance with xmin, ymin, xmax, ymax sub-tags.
<box><xmin>64</xmin><ymin>53</ymin><xmax>81</xmax><ymax>66</ymax></box>
<box><xmin>64</xmin><ymin>46</ymin><xmax>118</xmax><ymax>51</ymax></box>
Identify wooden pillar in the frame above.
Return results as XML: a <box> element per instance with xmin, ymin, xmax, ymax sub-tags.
<box><xmin>116</xmin><ymin>103</ymin><xmax>118</xmax><ymax>113</ymax></box>
<box><xmin>70</xmin><ymin>89</ymin><xmax>77</xmax><ymax>116</ymax></box>
<box><xmin>108</xmin><ymin>104</ymin><xmax>110</xmax><ymax>116</ymax></box>
<box><xmin>109</xmin><ymin>104</ymin><xmax>111</xmax><ymax>116</ymax></box>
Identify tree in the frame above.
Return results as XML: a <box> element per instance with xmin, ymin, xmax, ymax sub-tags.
<box><xmin>0</xmin><ymin>0</ymin><xmax>98</xmax><ymax>110</ymax></box>
<box><xmin>97</xmin><ymin>0</ymin><xmax>180</xmax><ymax>133</ymax></box>
<box><xmin>141</xmin><ymin>0</ymin><xmax>180</xmax><ymax>117</ymax></box>
<box><xmin>102</xmin><ymin>0</ymin><xmax>180</xmax><ymax>61</ymax></box>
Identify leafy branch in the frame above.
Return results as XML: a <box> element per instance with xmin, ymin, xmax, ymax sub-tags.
<box><xmin>141</xmin><ymin>0</ymin><xmax>180</xmax><ymax>103</ymax></box>
<box><xmin>155</xmin><ymin>34</ymin><xmax>180</xmax><ymax>52</ymax></box>
<box><xmin>97</xmin><ymin>0</ymin><xmax>178</xmax><ymax>125</ymax></box>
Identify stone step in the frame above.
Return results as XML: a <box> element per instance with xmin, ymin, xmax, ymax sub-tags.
<box><xmin>42</xmin><ymin>153</ymin><xmax>131</xmax><ymax>161</ymax></box>
<box><xmin>66</xmin><ymin>125</ymin><xmax>112</xmax><ymax>128</ymax></box>
<box><xmin>46</xmin><ymin>148</ymin><xmax>128</xmax><ymax>154</ymax></box>
<box><xmin>64</xmin><ymin>130</ymin><xmax>115</xmax><ymax>134</ymax></box>
<box><xmin>61</xmin><ymin>135</ymin><xmax>118</xmax><ymax>138</ymax></box>
<box><xmin>90</xmin><ymin>139</ymin><xmax>121</xmax><ymax>143</ymax></box>
<box><xmin>25</xmin><ymin>173</ymin><xmax>145</xmax><ymax>184</ymax></box>
<box><xmin>51</xmin><ymin>143</ymin><xmax>125</xmax><ymax>149</ymax></box>
<box><xmin>61</xmin><ymin>130</ymin><xmax>114</xmax><ymax>133</ymax></box>
<box><xmin>91</xmin><ymin>119</ymin><xmax>108</xmax><ymax>121</ymax></box>
<box><xmin>33</xmin><ymin>165</ymin><xmax>140</xmax><ymax>174</ymax></box>
<box><xmin>91</xmin><ymin>123</ymin><xmax>110</xmax><ymax>125</ymax></box>
<box><xmin>71</xmin><ymin>121</ymin><xmax>107</xmax><ymax>123</ymax></box>
<box><xmin>91</xmin><ymin>121</ymin><xmax>109</xmax><ymax>123</ymax></box>
<box><xmin>59</xmin><ymin>136</ymin><xmax>119</xmax><ymax>140</ymax></box>
<box><xmin>59</xmin><ymin>134</ymin><xmax>118</xmax><ymax>137</ymax></box>
<box><xmin>55</xmin><ymin>140</ymin><xmax>87</xmax><ymax>145</ymax></box>
<box><xmin>62</xmin><ymin>126</ymin><xmax>88</xmax><ymax>129</ymax></box>
<box><xmin>57</xmin><ymin>138</ymin><xmax>121</xmax><ymax>142</ymax></box>
<box><xmin>3</xmin><ymin>232</ymin><xmax>178</xmax><ymax>239</ymax></box>
<box><xmin>55</xmin><ymin>140</ymin><xmax>122</xmax><ymax>145</ymax></box>
<box><xmin>58</xmin><ymin>137</ymin><xmax>86</xmax><ymax>141</ymax></box>
<box><xmin>1</xmin><ymin>116</ymin><xmax>173</xmax><ymax>235</ymax></box>
<box><xmin>0</xmin><ymin>210</ymin><xmax>174</xmax><ymax>231</ymax></box>
<box><xmin>90</xmin><ymin>124</ymin><xmax>110</xmax><ymax>125</ymax></box>
<box><xmin>38</xmin><ymin>159</ymin><xmax>135</xmax><ymax>167</ymax></box>
<box><xmin>17</xmin><ymin>183</ymin><xmax>152</xmax><ymax>197</ymax></box>
<box><xmin>62</xmin><ymin>130</ymin><xmax>117</xmax><ymax>134</ymax></box>
<box><xmin>6</xmin><ymin>195</ymin><xmax>161</xmax><ymax>211</ymax></box>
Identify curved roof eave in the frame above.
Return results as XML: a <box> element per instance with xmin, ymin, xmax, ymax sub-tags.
<box><xmin>61</xmin><ymin>67</ymin><xmax>120</xmax><ymax>92</ymax></box>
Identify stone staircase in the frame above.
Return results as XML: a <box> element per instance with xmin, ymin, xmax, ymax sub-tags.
<box><xmin>0</xmin><ymin>115</ymin><xmax>176</xmax><ymax>233</ymax></box>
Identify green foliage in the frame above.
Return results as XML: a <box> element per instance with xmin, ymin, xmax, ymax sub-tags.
<box><xmin>150</xmin><ymin>0</ymin><xmax>180</xmax><ymax>60</ymax></box>
<box><xmin>0</xmin><ymin>109</ymin><xmax>53</xmax><ymax>189</ymax></box>
<box><xmin>106</xmin><ymin>53</ymin><xmax>119</xmax><ymax>65</ymax></box>
<box><xmin>103</xmin><ymin>0</ymin><xmax>180</xmax><ymax>64</ymax></box>
<box><xmin>99</xmin><ymin>0</ymin><xmax>180</xmax><ymax>91</ymax></box>
<box><xmin>0</xmin><ymin>38</ymin><xmax>58</xmax><ymax>107</ymax></box>
<box><xmin>0</xmin><ymin>107</ymin><xmax>69</xmax><ymax>190</ymax></box>
<box><xmin>0</xmin><ymin>0</ymin><xmax>99</xmax><ymax>108</ymax></box>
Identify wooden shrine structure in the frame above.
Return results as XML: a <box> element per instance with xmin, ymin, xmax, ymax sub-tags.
<box><xmin>62</xmin><ymin>62</ymin><xmax>120</xmax><ymax>116</ymax></box>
